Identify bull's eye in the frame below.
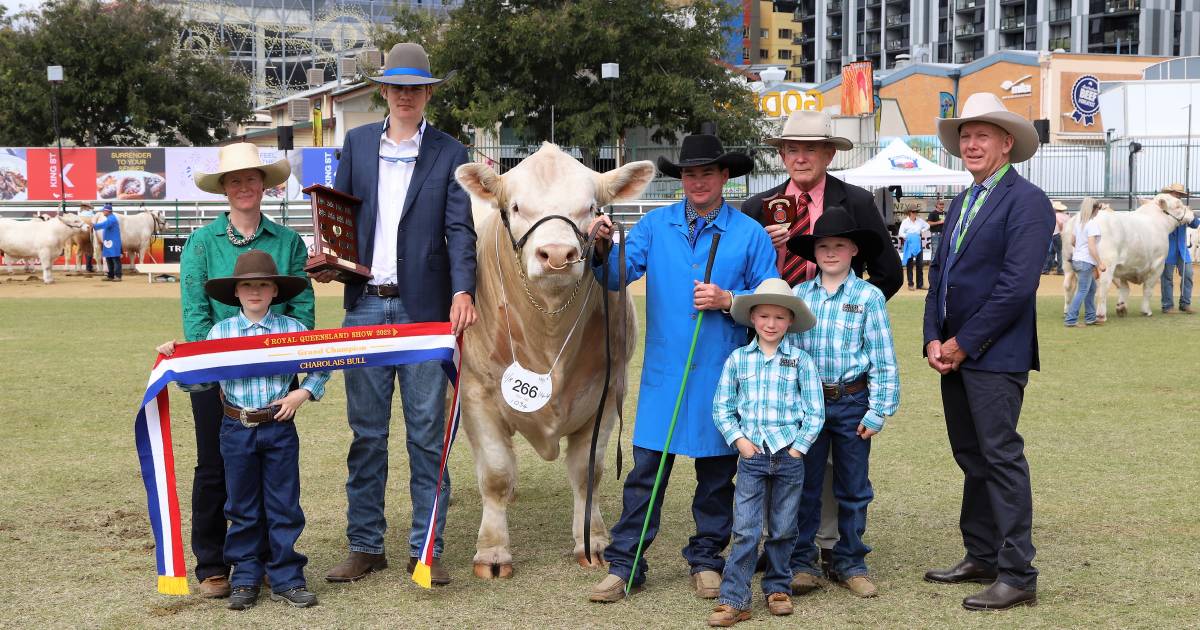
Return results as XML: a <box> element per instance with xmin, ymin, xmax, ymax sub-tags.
<box><xmin>511</xmin><ymin>204</ymin><xmax>519</xmax><ymax>216</ymax></box>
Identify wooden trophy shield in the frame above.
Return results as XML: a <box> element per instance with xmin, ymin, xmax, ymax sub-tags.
<box><xmin>303</xmin><ymin>184</ymin><xmax>371</xmax><ymax>283</ymax></box>
<box><xmin>762</xmin><ymin>192</ymin><xmax>798</xmax><ymax>226</ymax></box>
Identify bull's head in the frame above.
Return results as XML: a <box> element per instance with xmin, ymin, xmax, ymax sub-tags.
<box><xmin>57</xmin><ymin>213</ymin><xmax>86</xmax><ymax>230</ymax></box>
<box><xmin>1155</xmin><ymin>193</ymin><xmax>1195</xmax><ymax>226</ymax></box>
<box><xmin>457</xmin><ymin>143</ymin><xmax>655</xmax><ymax>288</ymax></box>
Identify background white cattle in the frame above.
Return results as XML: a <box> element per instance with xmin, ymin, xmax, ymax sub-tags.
<box><xmin>1063</xmin><ymin>194</ymin><xmax>1195</xmax><ymax>319</ymax></box>
<box><xmin>454</xmin><ymin>144</ymin><xmax>655</xmax><ymax>578</ymax></box>
<box><xmin>0</xmin><ymin>214</ymin><xmax>86</xmax><ymax>283</ymax></box>
<box><xmin>92</xmin><ymin>209</ymin><xmax>166</xmax><ymax>265</ymax></box>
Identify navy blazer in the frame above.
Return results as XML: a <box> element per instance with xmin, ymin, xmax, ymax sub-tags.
<box><xmin>923</xmin><ymin>167</ymin><xmax>1053</xmax><ymax>372</ymax></box>
<box><xmin>334</xmin><ymin>120</ymin><xmax>477</xmax><ymax>318</ymax></box>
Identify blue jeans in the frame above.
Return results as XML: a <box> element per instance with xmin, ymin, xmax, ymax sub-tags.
<box><xmin>1161</xmin><ymin>258</ymin><xmax>1193</xmax><ymax>311</ymax></box>
<box><xmin>719</xmin><ymin>450</ymin><xmax>804</xmax><ymax>610</ymax></box>
<box><xmin>791</xmin><ymin>389</ymin><xmax>874</xmax><ymax>579</ymax></box>
<box><xmin>1065</xmin><ymin>260</ymin><xmax>1097</xmax><ymax>325</ymax></box>
<box><xmin>1043</xmin><ymin>234</ymin><xmax>1062</xmax><ymax>274</ymax></box>
<box><xmin>603</xmin><ymin>445</ymin><xmax>737</xmax><ymax>586</ymax></box>
<box><xmin>342</xmin><ymin>295</ymin><xmax>450</xmax><ymax>557</ymax></box>
<box><xmin>220</xmin><ymin>415</ymin><xmax>307</xmax><ymax>591</ymax></box>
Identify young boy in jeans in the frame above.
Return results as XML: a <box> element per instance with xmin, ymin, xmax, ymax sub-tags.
<box><xmin>158</xmin><ymin>249</ymin><xmax>329</xmax><ymax>610</ymax></box>
<box><xmin>707</xmin><ymin>278</ymin><xmax>825</xmax><ymax>627</ymax></box>
<box><xmin>785</xmin><ymin>207</ymin><xmax>899</xmax><ymax>599</ymax></box>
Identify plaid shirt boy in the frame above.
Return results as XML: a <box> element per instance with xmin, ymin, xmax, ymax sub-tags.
<box><xmin>790</xmin><ymin>269</ymin><xmax>899</xmax><ymax>431</ymax></box>
<box><xmin>208</xmin><ymin>310</ymin><xmax>330</xmax><ymax>409</ymax></box>
<box><xmin>713</xmin><ymin>335</ymin><xmax>825</xmax><ymax>454</ymax></box>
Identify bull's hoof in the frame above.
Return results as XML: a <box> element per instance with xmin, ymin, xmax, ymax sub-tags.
<box><xmin>576</xmin><ymin>551</ymin><xmax>607</xmax><ymax>569</ymax></box>
<box><xmin>1142</xmin><ymin>311</ymin><xmax>1152</xmax><ymax>317</ymax></box>
<box><xmin>1116</xmin><ymin>304</ymin><xmax>1127</xmax><ymax>317</ymax></box>
<box><xmin>473</xmin><ymin>562</ymin><xmax>514</xmax><ymax>579</ymax></box>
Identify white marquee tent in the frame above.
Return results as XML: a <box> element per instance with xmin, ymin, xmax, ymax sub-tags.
<box><xmin>831</xmin><ymin>138</ymin><xmax>973</xmax><ymax>188</ymax></box>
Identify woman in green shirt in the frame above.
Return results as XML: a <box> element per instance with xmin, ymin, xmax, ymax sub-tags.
<box><xmin>177</xmin><ymin>142</ymin><xmax>315</xmax><ymax>598</ymax></box>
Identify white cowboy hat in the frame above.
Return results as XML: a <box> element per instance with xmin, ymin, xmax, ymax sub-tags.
<box><xmin>729</xmin><ymin>278</ymin><xmax>816</xmax><ymax>334</ymax></box>
<box><xmin>765</xmin><ymin>110</ymin><xmax>854</xmax><ymax>151</ymax></box>
<box><xmin>1051</xmin><ymin>200</ymin><xmax>1068</xmax><ymax>211</ymax></box>
<box><xmin>193</xmin><ymin>143</ymin><xmax>291</xmax><ymax>195</ymax></box>
<box><xmin>367</xmin><ymin>43</ymin><xmax>455</xmax><ymax>86</ymax></box>
<box><xmin>937</xmin><ymin>92</ymin><xmax>1039</xmax><ymax>164</ymax></box>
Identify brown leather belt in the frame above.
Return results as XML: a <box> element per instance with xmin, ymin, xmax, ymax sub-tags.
<box><xmin>822</xmin><ymin>375</ymin><xmax>868</xmax><ymax>401</ymax></box>
<box><xmin>364</xmin><ymin>283</ymin><xmax>400</xmax><ymax>297</ymax></box>
<box><xmin>222</xmin><ymin>401</ymin><xmax>279</xmax><ymax>427</ymax></box>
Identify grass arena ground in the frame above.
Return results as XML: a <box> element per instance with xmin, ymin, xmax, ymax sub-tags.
<box><xmin>0</xmin><ymin>270</ymin><xmax>1197</xmax><ymax>628</ymax></box>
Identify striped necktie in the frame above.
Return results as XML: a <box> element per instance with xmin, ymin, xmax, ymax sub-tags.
<box><xmin>780</xmin><ymin>192</ymin><xmax>813</xmax><ymax>286</ymax></box>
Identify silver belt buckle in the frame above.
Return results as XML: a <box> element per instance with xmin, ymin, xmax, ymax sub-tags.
<box><xmin>239</xmin><ymin>407</ymin><xmax>260</xmax><ymax>428</ymax></box>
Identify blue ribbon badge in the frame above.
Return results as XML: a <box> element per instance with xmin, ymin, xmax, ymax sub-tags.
<box><xmin>1071</xmin><ymin>75</ymin><xmax>1100</xmax><ymax>126</ymax></box>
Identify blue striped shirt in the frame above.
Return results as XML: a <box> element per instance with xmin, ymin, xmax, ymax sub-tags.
<box><xmin>790</xmin><ymin>270</ymin><xmax>900</xmax><ymax>431</ymax></box>
<box><xmin>713</xmin><ymin>335</ymin><xmax>826</xmax><ymax>454</ymax></box>
<box><xmin>206</xmin><ymin>311</ymin><xmax>330</xmax><ymax>410</ymax></box>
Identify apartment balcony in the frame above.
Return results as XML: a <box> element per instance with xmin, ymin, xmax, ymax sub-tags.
<box><xmin>954</xmin><ymin>22</ymin><xmax>984</xmax><ymax>37</ymax></box>
<box><xmin>865</xmin><ymin>41</ymin><xmax>881</xmax><ymax>54</ymax></box>
<box><xmin>1000</xmin><ymin>0</ymin><xmax>1024</xmax><ymax>5</ymax></box>
<box><xmin>886</xmin><ymin>13</ymin><xmax>910</xmax><ymax>27</ymax></box>
<box><xmin>886</xmin><ymin>38</ymin><xmax>911</xmax><ymax>51</ymax></box>
<box><xmin>792</xmin><ymin>8</ymin><xmax>810</xmax><ymax>21</ymax></box>
<box><xmin>864</xmin><ymin>19</ymin><xmax>881</xmax><ymax>30</ymax></box>
<box><xmin>793</xmin><ymin>34</ymin><xmax>812</xmax><ymax>45</ymax></box>
<box><xmin>955</xmin><ymin>0</ymin><xmax>982</xmax><ymax>12</ymax></box>
<box><xmin>955</xmin><ymin>50</ymin><xmax>980</xmax><ymax>63</ymax></box>
<box><xmin>866</xmin><ymin>0</ymin><xmax>881</xmax><ymax>7</ymax></box>
<box><xmin>828</xmin><ymin>0</ymin><xmax>843</xmax><ymax>14</ymax></box>
<box><xmin>827</xmin><ymin>26</ymin><xmax>843</xmax><ymax>38</ymax></box>
<box><xmin>1001</xmin><ymin>16</ymin><xmax>1026</xmax><ymax>31</ymax></box>
<box><xmin>1049</xmin><ymin>36</ymin><xmax>1071</xmax><ymax>50</ymax></box>
<box><xmin>1049</xmin><ymin>7</ymin><xmax>1072</xmax><ymax>22</ymax></box>
<box><xmin>828</xmin><ymin>47</ymin><xmax>843</xmax><ymax>58</ymax></box>
<box><xmin>1101</xmin><ymin>28</ymin><xmax>1138</xmax><ymax>45</ymax></box>
<box><xmin>1104</xmin><ymin>0</ymin><xmax>1140</xmax><ymax>14</ymax></box>
<box><xmin>791</xmin><ymin>57</ymin><xmax>805</xmax><ymax>67</ymax></box>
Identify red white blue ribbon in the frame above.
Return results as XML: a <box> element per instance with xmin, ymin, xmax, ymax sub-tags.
<box><xmin>135</xmin><ymin>323</ymin><xmax>463</xmax><ymax>594</ymax></box>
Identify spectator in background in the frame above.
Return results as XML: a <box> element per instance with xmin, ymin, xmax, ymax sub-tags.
<box><xmin>897</xmin><ymin>203</ymin><xmax>930</xmax><ymax>290</ymax></box>
<box><xmin>1160</xmin><ymin>183</ymin><xmax>1199</xmax><ymax>314</ymax></box>
<box><xmin>89</xmin><ymin>203</ymin><xmax>123</xmax><ymax>282</ymax></box>
<box><xmin>1043</xmin><ymin>201</ymin><xmax>1068</xmax><ymax>275</ymax></box>
<box><xmin>927</xmin><ymin>198</ymin><xmax>945</xmax><ymax>261</ymax></box>
<box><xmin>1065</xmin><ymin>197</ymin><xmax>1105</xmax><ymax>327</ymax></box>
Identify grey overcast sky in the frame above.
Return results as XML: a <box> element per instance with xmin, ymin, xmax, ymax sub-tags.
<box><xmin>1</xmin><ymin>0</ymin><xmax>42</xmax><ymax>14</ymax></box>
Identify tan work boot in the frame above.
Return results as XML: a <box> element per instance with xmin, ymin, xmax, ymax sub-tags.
<box><xmin>325</xmin><ymin>551</ymin><xmax>388</xmax><ymax>582</ymax></box>
<box><xmin>196</xmin><ymin>575</ymin><xmax>231</xmax><ymax>599</ymax></box>
<box><xmin>790</xmin><ymin>572</ymin><xmax>822</xmax><ymax>595</ymax></box>
<box><xmin>691</xmin><ymin>570</ymin><xmax>721</xmax><ymax>599</ymax></box>
<box><xmin>767</xmin><ymin>592</ymin><xmax>794</xmax><ymax>616</ymax></box>
<box><xmin>406</xmin><ymin>556</ymin><xmax>451</xmax><ymax>586</ymax></box>
<box><xmin>841</xmin><ymin>575</ymin><xmax>879</xmax><ymax>598</ymax></box>
<box><xmin>707</xmin><ymin>604</ymin><xmax>751</xmax><ymax>627</ymax></box>
<box><xmin>589</xmin><ymin>573</ymin><xmax>640</xmax><ymax>602</ymax></box>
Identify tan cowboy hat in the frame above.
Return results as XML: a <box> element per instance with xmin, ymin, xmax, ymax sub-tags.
<box><xmin>937</xmin><ymin>92</ymin><xmax>1039</xmax><ymax>164</ymax></box>
<box><xmin>194</xmin><ymin>143</ymin><xmax>291</xmax><ymax>195</ymax></box>
<box><xmin>204</xmin><ymin>249</ymin><xmax>309</xmax><ymax>307</ymax></box>
<box><xmin>730</xmin><ymin>278</ymin><xmax>816</xmax><ymax>334</ymax></box>
<box><xmin>368</xmin><ymin>43</ymin><xmax>455</xmax><ymax>86</ymax></box>
<box><xmin>1161</xmin><ymin>182</ymin><xmax>1188</xmax><ymax>197</ymax></box>
<box><xmin>765</xmin><ymin>110</ymin><xmax>854</xmax><ymax>151</ymax></box>
<box><xmin>1051</xmin><ymin>200</ymin><xmax>1068</xmax><ymax>211</ymax></box>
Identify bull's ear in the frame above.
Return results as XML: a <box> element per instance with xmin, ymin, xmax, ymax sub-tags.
<box><xmin>1156</xmin><ymin>195</ymin><xmax>1168</xmax><ymax>211</ymax></box>
<box><xmin>456</xmin><ymin>163</ymin><xmax>504</xmax><ymax>205</ymax></box>
<box><xmin>597</xmin><ymin>160</ymin><xmax>656</xmax><ymax>205</ymax></box>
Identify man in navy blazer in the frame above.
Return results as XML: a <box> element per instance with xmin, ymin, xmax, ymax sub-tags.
<box><xmin>316</xmin><ymin>43</ymin><xmax>477</xmax><ymax>586</ymax></box>
<box><xmin>921</xmin><ymin>93</ymin><xmax>1053</xmax><ymax>611</ymax></box>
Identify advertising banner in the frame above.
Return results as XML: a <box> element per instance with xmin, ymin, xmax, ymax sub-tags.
<box><xmin>0</xmin><ymin>148</ymin><xmax>28</xmax><ymax>201</ymax></box>
<box><xmin>26</xmin><ymin>148</ymin><xmax>97</xmax><ymax>201</ymax></box>
<box><xmin>300</xmin><ymin>148</ymin><xmax>340</xmax><ymax>199</ymax></box>
<box><xmin>165</xmin><ymin>147</ymin><xmax>223</xmax><ymax>202</ymax></box>
<box><xmin>841</xmin><ymin>61</ymin><xmax>875</xmax><ymax>116</ymax></box>
<box><xmin>96</xmin><ymin>148</ymin><xmax>167</xmax><ymax>201</ymax></box>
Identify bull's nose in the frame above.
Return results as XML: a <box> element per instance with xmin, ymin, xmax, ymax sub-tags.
<box><xmin>536</xmin><ymin>244</ymin><xmax>581</xmax><ymax>270</ymax></box>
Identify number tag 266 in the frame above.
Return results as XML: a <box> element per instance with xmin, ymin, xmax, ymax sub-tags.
<box><xmin>500</xmin><ymin>362</ymin><xmax>553</xmax><ymax>413</ymax></box>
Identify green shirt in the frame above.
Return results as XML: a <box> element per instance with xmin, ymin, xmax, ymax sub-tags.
<box><xmin>180</xmin><ymin>212</ymin><xmax>315</xmax><ymax>342</ymax></box>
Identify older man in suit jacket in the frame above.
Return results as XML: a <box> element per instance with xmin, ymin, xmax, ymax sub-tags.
<box><xmin>316</xmin><ymin>43</ymin><xmax>477</xmax><ymax>586</ymax></box>
<box><xmin>921</xmin><ymin>93</ymin><xmax>1053</xmax><ymax>611</ymax></box>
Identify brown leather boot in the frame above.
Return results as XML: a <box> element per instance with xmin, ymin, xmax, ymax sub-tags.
<box><xmin>325</xmin><ymin>551</ymin><xmax>387</xmax><ymax>582</ymax></box>
<box><xmin>407</xmin><ymin>556</ymin><xmax>450</xmax><ymax>586</ymax></box>
<box><xmin>195</xmin><ymin>575</ymin><xmax>231</xmax><ymax>599</ymax></box>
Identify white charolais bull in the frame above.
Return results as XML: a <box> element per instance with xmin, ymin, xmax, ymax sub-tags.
<box><xmin>0</xmin><ymin>214</ymin><xmax>86</xmax><ymax>283</ymax></box>
<box><xmin>1063</xmin><ymin>194</ymin><xmax>1195</xmax><ymax>319</ymax></box>
<box><xmin>454</xmin><ymin>144</ymin><xmax>655</xmax><ymax>579</ymax></box>
<box><xmin>92</xmin><ymin>209</ymin><xmax>166</xmax><ymax>265</ymax></box>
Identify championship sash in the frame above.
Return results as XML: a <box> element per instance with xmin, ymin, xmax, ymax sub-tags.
<box><xmin>135</xmin><ymin>323</ymin><xmax>463</xmax><ymax>594</ymax></box>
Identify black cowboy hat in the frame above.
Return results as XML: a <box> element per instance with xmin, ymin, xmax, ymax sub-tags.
<box><xmin>787</xmin><ymin>206</ymin><xmax>883</xmax><ymax>264</ymax></box>
<box><xmin>204</xmin><ymin>249</ymin><xmax>310</xmax><ymax>307</ymax></box>
<box><xmin>656</xmin><ymin>134</ymin><xmax>753</xmax><ymax>180</ymax></box>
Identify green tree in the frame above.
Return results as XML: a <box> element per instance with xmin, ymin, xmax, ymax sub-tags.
<box><xmin>0</xmin><ymin>0</ymin><xmax>251</xmax><ymax>147</ymax></box>
<box><xmin>377</xmin><ymin>0</ymin><xmax>763</xmax><ymax>152</ymax></box>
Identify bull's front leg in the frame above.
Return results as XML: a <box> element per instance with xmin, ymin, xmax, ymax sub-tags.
<box><xmin>462</xmin><ymin>406</ymin><xmax>517</xmax><ymax>579</ymax></box>
<box><xmin>564</xmin><ymin>411</ymin><xmax>616</xmax><ymax>569</ymax></box>
<box><xmin>40</xmin><ymin>251</ymin><xmax>54</xmax><ymax>284</ymax></box>
<box><xmin>1142</xmin><ymin>268</ymin><xmax>1162</xmax><ymax>317</ymax></box>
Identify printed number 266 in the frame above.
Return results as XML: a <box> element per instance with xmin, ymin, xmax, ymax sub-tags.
<box><xmin>512</xmin><ymin>379</ymin><xmax>538</xmax><ymax>398</ymax></box>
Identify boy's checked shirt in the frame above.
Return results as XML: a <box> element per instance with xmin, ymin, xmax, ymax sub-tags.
<box><xmin>791</xmin><ymin>269</ymin><xmax>900</xmax><ymax>432</ymax></box>
<box><xmin>713</xmin><ymin>335</ymin><xmax>825</xmax><ymax>455</ymax></box>
<box><xmin>207</xmin><ymin>310</ymin><xmax>331</xmax><ymax>410</ymax></box>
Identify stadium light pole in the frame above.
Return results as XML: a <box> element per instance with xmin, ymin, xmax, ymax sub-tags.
<box><xmin>1184</xmin><ymin>104</ymin><xmax>1192</xmax><ymax>202</ymax></box>
<box><xmin>602</xmin><ymin>63</ymin><xmax>619</xmax><ymax>167</ymax></box>
<box><xmin>47</xmin><ymin>65</ymin><xmax>65</xmax><ymax>214</ymax></box>
<box><xmin>1127</xmin><ymin>140</ymin><xmax>1142</xmax><ymax>211</ymax></box>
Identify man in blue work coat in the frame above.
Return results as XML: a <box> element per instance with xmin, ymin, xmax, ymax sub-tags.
<box><xmin>584</xmin><ymin>134</ymin><xmax>778</xmax><ymax>603</ymax></box>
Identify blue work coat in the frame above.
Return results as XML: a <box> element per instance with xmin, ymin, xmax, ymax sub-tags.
<box><xmin>594</xmin><ymin>200</ymin><xmax>778</xmax><ymax>457</ymax></box>
<box><xmin>1165</xmin><ymin>216</ymin><xmax>1200</xmax><ymax>265</ymax></box>
<box><xmin>92</xmin><ymin>213</ymin><xmax>122</xmax><ymax>258</ymax></box>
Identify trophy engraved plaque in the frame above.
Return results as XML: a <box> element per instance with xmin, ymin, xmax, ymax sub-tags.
<box><xmin>303</xmin><ymin>184</ymin><xmax>371</xmax><ymax>283</ymax></box>
<box><xmin>762</xmin><ymin>192</ymin><xmax>798</xmax><ymax>226</ymax></box>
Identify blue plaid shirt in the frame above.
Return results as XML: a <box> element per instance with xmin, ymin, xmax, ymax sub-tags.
<box><xmin>713</xmin><ymin>335</ymin><xmax>825</xmax><ymax>454</ymax></box>
<box><xmin>207</xmin><ymin>311</ymin><xmax>330</xmax><ymax>410</ymax></box>
<box><xmin>790</xmin><ymin>270</ymin><xmax>900</xmax><ymax>431</ymax></box>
